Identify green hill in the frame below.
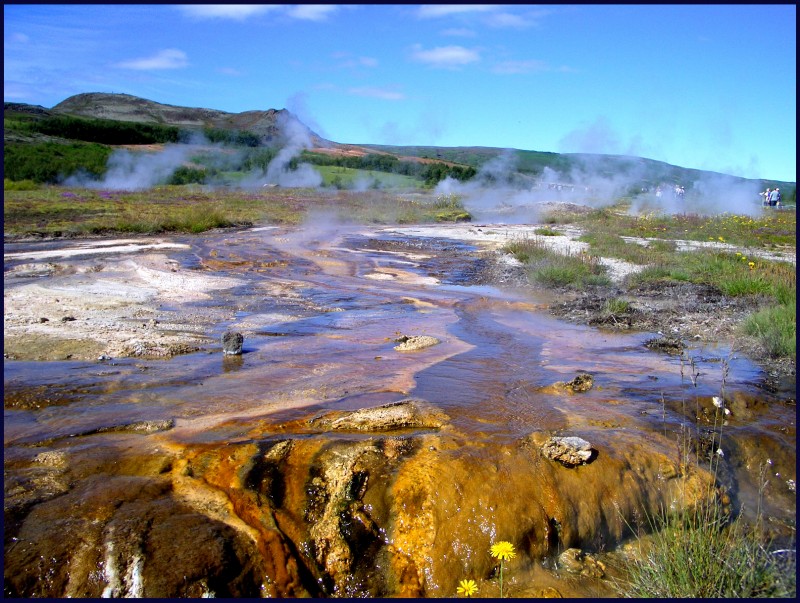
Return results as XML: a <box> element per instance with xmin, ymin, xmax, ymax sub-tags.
<box><xmin>3</xmin><ymin>94</ymin><xmax>795</xmax><ymax>203</ymax></box>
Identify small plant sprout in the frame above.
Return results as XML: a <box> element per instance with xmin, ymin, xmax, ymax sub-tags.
<box><xmin>490</xmin><ymin>541</ymin><xmax>516</xmax><ymax>598</ymax></box>
<box><xmin>456</xmin><ymin>579</ymin><xmax>478</xmax><ymax>598</ymax></box>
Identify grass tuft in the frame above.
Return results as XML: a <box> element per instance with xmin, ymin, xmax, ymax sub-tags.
<box><xmin>741</xmin><ymin>302</ymin><xmax>796</xmax><ymax>358</ymax></box>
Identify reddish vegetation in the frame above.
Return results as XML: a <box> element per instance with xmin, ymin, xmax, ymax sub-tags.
<box><xmin>311</xmin><ymin>144</ymin><xmax>462</xmax><ymax>167</ymax></box>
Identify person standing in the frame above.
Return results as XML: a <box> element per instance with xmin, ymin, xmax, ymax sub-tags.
<box><xmin>768</xmin><ymin>188</ymin><xmax>780</xmax><ymax>207</ymax></box>
<box><xmin>762</xmin><ymin>188</ymin><xmax>771</xmax><ymax>206</ymax></box>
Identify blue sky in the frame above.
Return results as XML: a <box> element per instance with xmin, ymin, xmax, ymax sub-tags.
<box><xmin>4</xmin><ymin>4</ymin><xmax>797</xmax><ymax>181</ymax></box>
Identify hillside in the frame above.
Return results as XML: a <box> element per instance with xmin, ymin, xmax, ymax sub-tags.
<box><xmin>50</xmin><ymin>92</ymin><xmax>324</xmax><ymax>148</ymax></box>
<box><xmin>4</xmin><ymin>93</ymin><xmax>796</xmax><ymax>199</ymax></box>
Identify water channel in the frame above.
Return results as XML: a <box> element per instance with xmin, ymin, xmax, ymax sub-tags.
<box><xmin>4</xmin><ymin>224</ymin><xmax>795</xmax><ymax>597</ymax></box>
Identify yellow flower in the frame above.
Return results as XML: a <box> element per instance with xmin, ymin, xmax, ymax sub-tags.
<box><xmin>490</xmin><ymin>541</ymin><xmax>516</xmax><ymax>561</ymax></box>
<box><xmin>457</xmin><ymin>579</ymin><xmax>478</xmax><ymax>597</ymax></box>
<box><xmin>748</xmin><ymin>262</ymin><xmax>755</xmax><ymax>269</ymax></box>
<box><xmin>718</xmin><ymin>236</ymin><xmax>725</xmax><ymax>242</ymax></box>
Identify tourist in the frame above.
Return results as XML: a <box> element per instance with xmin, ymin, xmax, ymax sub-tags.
<box><xmin>762</xmin><ymin>188</ymin><xmax>771</xmax><ymax>206</ymax></box>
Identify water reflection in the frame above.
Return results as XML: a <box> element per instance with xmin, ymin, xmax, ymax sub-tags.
<box><xmin>3</xmin><ymin>224</ymin><xmax>795</xmax><ymax>597</ymax></box>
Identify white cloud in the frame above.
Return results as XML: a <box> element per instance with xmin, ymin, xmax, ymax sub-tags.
<box><xmin>492</xmin><ymin>59</ymin><xmax>548</xmax><ymax>75</ymax></box>
<box><xmin>486</xmin><ymin>12</ymin><xmax>533</xmax><ymax>29</ymax></box>
<box><xmin>441</xmin><ymin>28</ymin><xmax>477</xmax><ymax>37</ymax></box>
<box><xmin>417</xmin><ymin>5</ymin><xmax>496</xmax><ymax>18</ymax></box>
<box><xmin>177</xmin><ymin>5</ymin><xmax>281</xmax><ymax>20</ymax></box>
<box><xmin>217</xmin><ymin>67</ymin><xmax>244</xmax><ymax>77</ymax></box>
<box><xmin>7</xmin><ymin>32</ymin><xmax>30</xmax><ymax>44</ymax></box>
<box><xmin>286</xmin><ymin>5</ymin><xmax>338</xmax><ymax>21</ymax></box>
<box><xmin>115</xmin><ymin>49</ymin><xmax>188</xmax><ymax>70</ymax></box>
<box><xmin>348</xmin><ymin>86</ymin><xmax>405</xmax><ymax>101</ymax></box>
<box><xmin>410</xmin><ymin>44</ymin><xmax>480</xmax><ymax>69</ymax></box>
<box><xmin>333</xmin><ymin>52</ymin><xmax>379</xmax><ymax>69</ymax></box>
<box><xmin>177</xmin><ymin>5</ymin><xmax>337</xmax><ymax>22</ymax></box>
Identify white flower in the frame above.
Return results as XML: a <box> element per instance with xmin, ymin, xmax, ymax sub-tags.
<box><xmin>724</xmin><ymin>408</ymin><xmax>731</xmax><ymax>416</ymax></box>
<box><xmin>716</xmin><ymin>448</ymin><xmax>724</xmax><ymax>457</ymax></box>
<box><xmin>712</xmin><ymin>396</ymin><xmax>724</xmax><ymax>409</ymax></box>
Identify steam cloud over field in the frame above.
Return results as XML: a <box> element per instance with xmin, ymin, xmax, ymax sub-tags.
<box><xmin>435</xmin><ymin>150</ymin><xmax>765</xmax><ymax>222</ymax></box>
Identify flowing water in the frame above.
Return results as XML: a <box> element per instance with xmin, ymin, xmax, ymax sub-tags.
<box><xmin>3</xmin><ymin>224</ymin><xmax>796</xmax><ymax>597</ymax></box>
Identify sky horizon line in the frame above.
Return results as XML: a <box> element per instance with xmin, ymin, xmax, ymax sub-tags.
<box><xmin>5</xmin><ymin>4</ymin><xmax>796</xmax><ymax>182</ymax></box>
<box><xmin>18</xmin><ymin>88</ymin><xmax>792</xmax><ymax>184</ymax></box>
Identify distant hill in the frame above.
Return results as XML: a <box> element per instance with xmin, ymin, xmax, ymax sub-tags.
<box><xmin>50</xmin><ymin>92</ymin><xmax>326</xmax><ymax>148</ymax></box>
<box><xmin>3</xmin><ymin>93</ymin><xmax>795</xmax><ymax>199</ymax></box>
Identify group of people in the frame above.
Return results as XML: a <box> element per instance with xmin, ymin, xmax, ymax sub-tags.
<box><xmin>653</xmin><ymin>184</ymin><xmax>685</xmax><ymax>200</ymax></box>
<box><xmin>761</xmin><ymin>187</ymin><xmax>782</xmax><ymax>207</ymax></box>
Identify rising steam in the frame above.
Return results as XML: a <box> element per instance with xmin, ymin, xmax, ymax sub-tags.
<box><xmin>436</xmin><ymin>150</ymin><xmax>767</xmax><ymax>222</ymax></box>
<box><xmin>239</xmin><ymin>111</ymin><xmax>322</xmax><ymax>188</ymax></box>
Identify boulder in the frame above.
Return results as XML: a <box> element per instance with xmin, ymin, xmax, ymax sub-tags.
<box><xmin>310</xmin><ymin>400</ymin><xmax>449</xmax><ymax>432</ymax></box>
<box><xmin>221</xmin><ymin>331</ymin><xmax>244</xmax><ymax>355</ymax></box>
<box><xmin>541</xmin><ymin>436</ymin><xmax>595</xmax><ymax>467</ymax></box>
<box><xmin>393</xmin><ymin>335</ymin><xmax>440</xmax><ymax>352</ymax></box>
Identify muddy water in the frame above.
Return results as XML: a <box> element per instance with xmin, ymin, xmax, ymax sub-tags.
<box><xmin>4</xmin><ymin>224</ymin><xmax>796</xmax><ymax>597</ymax></box>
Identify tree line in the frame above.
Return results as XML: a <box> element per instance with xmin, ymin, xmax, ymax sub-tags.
<box><xmin>299</xmin><ymin>151</ymin><xmax>476</xmax><ymax>186</ymax></box>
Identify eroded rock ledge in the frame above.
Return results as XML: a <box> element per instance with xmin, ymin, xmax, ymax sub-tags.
<box><xmin>3</xmin><ymin>400</ymin><xmax>719</xmax><ymax>598</ymax></box>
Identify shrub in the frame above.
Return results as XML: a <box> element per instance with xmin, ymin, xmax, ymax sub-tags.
<box><xmin>741</xmin><ymin>303</ymin><xmax>796</xmax><ymax>358</ymax></box>
<box><xmin>617</xmin><ymin>359</ymin><xmax>796</xmax><ymax>598</ymax></box>
<box><xmin>621</xmin><ymin>500</ymin><xmax>795</xmax><ymax>597</ymax></box>
<box><xmin>4</xmin><ymin>142</ymin><xmax>112</xmax><ymax>183</ymax></box>
<box><xmin>4</xmin><ymin>178</ymin><xmax>38</xmax><ymax>191</ymax></box>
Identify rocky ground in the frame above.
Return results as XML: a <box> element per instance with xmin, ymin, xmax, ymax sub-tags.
<box><xmin>373</xmin><ymin>221</ymin><xmax>796</xmax><ymax>398</ymax></box>
<box><xmin>4</xmin><ymin>222</ymin><xmax>796</xmax><ymax>397</ymax></box>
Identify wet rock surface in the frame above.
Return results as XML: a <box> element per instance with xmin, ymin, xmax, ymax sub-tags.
<box><xmin>4</xmin><ymin>405</ymin><xmax>726</xmax><ymax>598</ymax></box>
<box><xmin>393</xmin><ymin>334</ymin><xmax>440</xmax><ymax>351</ymax></box>
<box><xmin>309</xmin><ymin>399</ymin><xmax>450</xmax><ymax>432</ymax></box>
<box><xmin>221</xmin><ymin>330</ymin><xmax>244</xmax><ymax>355</ymax></box>
<box><xmin>4</xmin><ymin>224</ymin><xmax>795</xmax><ymax>597</ymax></box>
<box><xmin>541</xmin><ymin>436</ymin><xmax>596</xmax><ymax>467</ymax></box>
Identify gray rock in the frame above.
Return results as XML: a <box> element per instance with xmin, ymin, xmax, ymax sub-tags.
<box><xmin>541</xmin><ymin>436</ymin><xmax>594</xmax><ymax>467</ymax></box>
<box><xmin>393</xmin><ymin>335</ymin><xmax>440</xmax><ymax>351</ymax></box>
<box><xmin>558</xmin><ymin>548</ymin><xmax>606</xmax><ymax>578</ymax></box>
<box><xmin>221</xmin><ymin>331</ymin><xmax>244</xmax><ymax>355</ymax></box>
<box><xmin>310</xmin><ymin>400</ymin><xmax>449</xmax><ymax>432</ymax></box>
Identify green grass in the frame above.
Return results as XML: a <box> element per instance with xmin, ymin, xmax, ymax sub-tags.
<box><xmin>4</xmin><ymin>178</ymin><xmax>39</xmax><ymax>191</ymax></box>
<box><xmin>741</xmin><ymin>302</ymin><xmax>797</xmax><ymax>358</ymax></box>
<box><xmin>503</xmin><ymin>235</ymin><xmax>610</xmax><ymax>287</ymax></box>
<box><xmin>620</xmin><ymin>501</ymin><xmax>795</xmax><ymax>597</ymax></box>
<box><xmin>3</xmin><ymin>186</ymin><xmax>474</xmax><ymax>237</ymax></box>
<box><xmin>508</xmin><ymin>208</ymin><xmax>795</xmax><ymax>361</ymax></box>
<box><xmin>616</xmin><ymin>358</ymin><xmax>796</xmax><ymax>598</ymax></box>
<box><xmin>314</xmin><ymin>165</ymin><xmax>422</xmax><ymax>189</ymax></box>
<box><xmin>604</xmin><ymin>297</ymin><xmax>631</xmax><ymax>315</ymax></box>
<box><xmin>573</xmin><ymin>206</ymin><xmax>797</xmax><ymax>249</ymax></box>
<box><xmin>533</xmin><ymin>226</ymin><xmax>561</xmax><ymax>236</ymax></box>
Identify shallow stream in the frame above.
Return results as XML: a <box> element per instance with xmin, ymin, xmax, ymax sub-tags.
<box><xmin>4</xmin><ymin>224</ymin><xmax>795</xmax><ymax>597</ymax></box>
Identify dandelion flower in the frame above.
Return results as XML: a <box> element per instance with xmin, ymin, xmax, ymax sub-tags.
<box><xmin>712</xmin><ymin>396</ymin><xmax>724</xmax><ymax>409</ymax></box>
<box><xmin>457</xmin><ymin>579</ymin><xmax>478</xmax><ymax>597</ymax></box>
<box><xmin>718</xmin><ymin>236</ymin><xmax>725</xmax><ymax>242</ymax></box>
<box><xmin>490</xmin><ymin>541</ymin><xmax>516</xmax><ymax>561</ymax></box>
<box><xmin>748</xmin><ymin>261</ymin><xmax>755</xmax><ymax>269</ymax></box>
